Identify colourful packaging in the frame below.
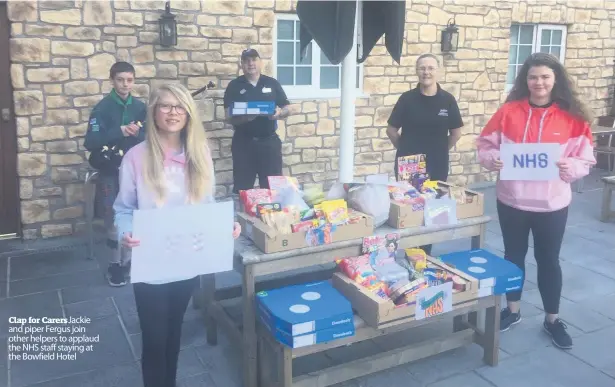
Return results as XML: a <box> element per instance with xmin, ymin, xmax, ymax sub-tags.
<box><xmin>240</xmin><ymin>189</ymin><xmax>272</xmax><ymax>217</ymax></box>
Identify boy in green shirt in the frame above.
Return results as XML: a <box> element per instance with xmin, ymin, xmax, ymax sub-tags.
<box><xmin>85</xmin><ymin>62</ymin><xmax>146</xmax><ymax>287</ymax></box>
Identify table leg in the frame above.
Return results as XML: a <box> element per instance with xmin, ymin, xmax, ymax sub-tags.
<box><xmin>471</xmin><ymin>224</ymin><xmax>486</xmax><ymax>249</ymax></box>
<box><xmin>202</xmin><ymin>273</ymin><xmax>218</xmax><ymax>345</ymax></box>
<box><xmin>601</xmin><ymin>183</ymin><xmax>613</xmax><ymax>222</ymax></box>
<box><xmin>472</xmin><ymin>224</ymin><xmax>488</xmax><ymax>331</ymax></box>
<box><xmin>483</xmin><ymin>296</ymin><xmax>501</xmax><ymax>366</ymax></box>
<box><xmin>243</xmin><ymin>265</ymin><xmax>258</xmax><ymax>387</ymax></box>
<box><xmin>276</xmin><ymin>343</ymin><xmax>293</xmax><ymax>387</ymax></box>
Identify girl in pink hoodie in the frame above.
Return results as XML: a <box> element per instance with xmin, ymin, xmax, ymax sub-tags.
<box><xmin>114</xmin><ymin>83</ymin><xmax>241</xmax><ymax>387</ymax></box>
<box><xmin>476</xmin><ymin>53</ymin><xmax>596</xmax><ymax>350</ymax></box>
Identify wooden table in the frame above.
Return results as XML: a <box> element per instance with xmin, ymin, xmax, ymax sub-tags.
<box><xmin>202</xmin><ymin>215</ymin><xmax>491</xmax><ymax>387</ymax></box>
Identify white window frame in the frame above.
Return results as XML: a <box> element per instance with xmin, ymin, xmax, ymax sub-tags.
<box><xmin>273</xmin><ymin>13</ymin><xmax>364</xmax><ymax>100</ymax></box>
<box><xmin>505</xmin><ymin>24</ymin><xmax>567</xmax><ymax>92</ymax></box>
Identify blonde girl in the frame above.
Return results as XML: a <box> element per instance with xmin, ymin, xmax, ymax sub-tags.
<box><xmin>114</xmin><ymin>83</ymin><xmax>241</xmax><ymax>387</ymax></box>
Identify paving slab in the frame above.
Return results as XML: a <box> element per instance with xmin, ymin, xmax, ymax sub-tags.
<box><xmin>582</xmin><ymin>292</ymin><xmax>615</xmax><ymax>320</ymax></box>
<box><xmin>9</xmin><ymin>249</ymin><xmax>97</xmax><ymax>281</ymax></box>
<box><xmin>568</xmin><ymin>326</ymin><xmax>615</xmax><ymax>379</ymax></box>
<box><xmin>175</xmin><ymin>347</ymin><xmax>208</xmax><ymax>380</ymax></box>
<box><xmin>556</xmin><ymin>298</ymin><xmax>615</xmax><ymax>333</ymax></box>
<box><xmin>498</xmin><ymin>314</ymin><xmax>583</xmax><ymax>356</ymax></box>
<box><xmin>476</xmin><ymin>345</ymin><xmax>615</xmax><ymax>387</ymax></box>
<box><xmin>176</xmin><ymin>372</ymin><xmax>218</xmax><ymax>387</ymax></box>
<box><xmin>0</xmin><ymin>291</ymin><xmax>62</xmax><ymax>338</ymax></box>
<box><xmin>64</xmin><ymin>297</ymin><xmax>118</xmax><ymax>321</ymax></box>
<box><xmin>10</xmin><ymin>269</ymin><xmax>106</xmax><ymax>297</ymax></box>
<box><xmin>405</xmin><ymin>343</ymin><xmax>508</xmax><ymax>386</ymax></box>
<box><xmin>61</xmin><ymin>283</ymin><xmax>133</xmax><ymax>305</ymax></box>
<box><xmin>18</xmin><ymin>363</ymin><xmax>143</xmax><ymax>387</ymax></box>
<box><xmin>425</xmin><ymin>371</ymin><xmax>494</xmax><ymax>387</ymax></box>
<box><xmin>9</xmin><ymin>315</ymin><xmax>134</xmax><ymax>387</ymax></box>
<box><xmin>194</xmin><ymin>338</ymin><xmax>242</xmax><ymax>387</ymax></box>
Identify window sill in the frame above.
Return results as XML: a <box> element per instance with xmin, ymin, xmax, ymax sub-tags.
<box><xmin>287</xmin><ymin>91</ymin><xmax>371</xmax><ymax>102</ymax></box>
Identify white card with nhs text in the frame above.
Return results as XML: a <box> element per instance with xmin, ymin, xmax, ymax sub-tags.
<box><xmin>499</xmin><ymin>143</ymin><xmax>560</xmax><ymax>181</ymax></box>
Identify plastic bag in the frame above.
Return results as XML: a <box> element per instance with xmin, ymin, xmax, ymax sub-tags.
<box><xmin>347</xmin><ymin>184</ymin><xmax>391</xmax><ymax>227</ymax></box>
<box><xmin>276</xmin><ymin>186</ymin><xmax>309</xmax><ymax>212</ymax></box>
<box><xmin>326</xmin><ymin>183</ymin><xmax>347</xmax><ymax>200</ymax></box>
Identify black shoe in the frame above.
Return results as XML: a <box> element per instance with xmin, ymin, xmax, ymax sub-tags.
<box><xmin>544</xmin><ymin>318</ymin><xmax>573</xmax><ymax>349</ymax></box>
<box><xmin>107</xmin><ymin>263</ymin><xmax>127</xmax><ymax>287</ymax></box>
<box><xmin>122</xmin><ymin>262</ymin><xmax>131</xmax><ymax>281</ymax></box>
<box><xmin>500</xmin><ymin>307</ymin><xmax>521</xmax><ymax>332</ymax></box>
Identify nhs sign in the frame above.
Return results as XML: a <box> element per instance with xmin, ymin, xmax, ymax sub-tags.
<box><xmin>500</xmin><ymin>143</ymin><xmax>560</xmax><ymax>181</ymax></box>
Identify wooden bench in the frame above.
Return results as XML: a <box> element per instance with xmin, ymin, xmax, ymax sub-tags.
<box><xmin>601</xmin><ymin>176</ymin><xmax>615</xmax><ymax>222</ymax></box>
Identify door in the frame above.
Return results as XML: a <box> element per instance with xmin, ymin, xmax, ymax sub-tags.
<box><xmin>0</xmin><ymin>2</ymin><xmax>20</xmax><ymax>238</ymax></box>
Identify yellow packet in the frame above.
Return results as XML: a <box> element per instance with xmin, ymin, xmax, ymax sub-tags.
<box><xmin>320</xmin><ymin>199</ymin><xmax>349</xmax><ymax>225</ymax></box>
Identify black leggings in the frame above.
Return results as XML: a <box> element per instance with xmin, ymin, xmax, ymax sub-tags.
<box><xmin>497</xmin><ymin>200</ymin><xmax>568</xmax><ymax>314</ymax></box>
<box><xmin>134</xmin><ymin>276</ymin><xmax>199</xmax><ymax>387</ymax></box>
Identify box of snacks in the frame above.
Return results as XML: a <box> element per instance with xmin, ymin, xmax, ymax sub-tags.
<box><xmin>237</xmin><ymin>179</ymin><xmax>374</xmax><ymax>253</ymax></box>
<box><xmin>332</xmin><ymin>234</ymin><xmax>479</xmax><ymax>328</ymax></box>
<box><xmin>388</xmin><ymin>155</ymin><xmax>484</xmax><ymax>228</ymax></box>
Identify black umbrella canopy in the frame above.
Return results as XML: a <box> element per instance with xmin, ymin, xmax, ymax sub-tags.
<box><xmin>297</xmin><ymin>0</ymin><xmax>406</xmax><ymax>65</ymax></box>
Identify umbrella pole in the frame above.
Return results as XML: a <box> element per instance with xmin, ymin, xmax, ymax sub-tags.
<box><xmin>338</xmin><ymin>0</ymin><xmax>360</xmax><ymax>183</ymax></box>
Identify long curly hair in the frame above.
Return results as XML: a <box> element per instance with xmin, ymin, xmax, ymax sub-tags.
<box><xmin>506</xmin><ymin>52</ymin><xmax>593</xmax><ymax>123</ymax></box>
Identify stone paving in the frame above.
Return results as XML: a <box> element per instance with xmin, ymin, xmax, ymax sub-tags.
<box><xmin>1</xmin><ymin>171</ymin><xmax>614</xmax><ymax>387</ymax></box>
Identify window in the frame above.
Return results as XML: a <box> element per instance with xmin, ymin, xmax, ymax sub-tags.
<box><xmin>274</xmin><ymin>14</ymin><xmax>362</xmax><ymax>99</ymax></box>
<box><xmin>506</xmin><ymin>24</ymin><xmax>567</xmax><ymax>91</ymax></box>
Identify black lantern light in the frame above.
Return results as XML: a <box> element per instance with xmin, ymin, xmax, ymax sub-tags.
<box><xmin>159</xmin><ymin>1</ymin><xmax>177</xmax><ymax>47</ymax></box>
<box><xmin>441</xmin><ymin>18</ymin><xmax>459</xmax><ymax>53</ymax></box>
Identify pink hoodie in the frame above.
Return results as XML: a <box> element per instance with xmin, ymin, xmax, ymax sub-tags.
<box><xmin>476</xmin><ymin>99</ymin><xmax>596</xmax><ymax>212</ymax></box>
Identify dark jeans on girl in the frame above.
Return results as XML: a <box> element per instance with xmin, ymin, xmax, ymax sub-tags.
<box><xmin>497</xmin><ymin>200</ymin><xmax>568</xmax><ymax>314</ymax></box>
<box><xmin>134</xmin><ymin>276</ymin><xmax>199</xmax><ymax>387</ymax></box>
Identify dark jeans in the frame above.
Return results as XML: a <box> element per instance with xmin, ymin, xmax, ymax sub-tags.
<box><xmin>497</xmin><ymin>200</ymin><xmax>568</xmax><ymax>314</ymax></box>
<box><xmin>231</xmin><ymin>132</ymin><xmax>283</xmax><ymax>193</ymax></box>
<box><xmin>134</xmin><ymin>276</ymin><xmax>199</xmax><ymax>387</ymax></box>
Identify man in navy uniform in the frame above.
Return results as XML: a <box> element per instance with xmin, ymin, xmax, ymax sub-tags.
<box><xmin>224</xmin><ymin>49</ymin><xmax>293</xmax><ymax>193</ymax></box>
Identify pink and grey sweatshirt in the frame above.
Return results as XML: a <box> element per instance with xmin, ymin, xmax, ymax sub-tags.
<box><xmin>113</xmin><ymin>142</ymin><xmax>215</xmax><ymax>282</ymax></box>
<box><xmin>476</xmin><ymin>99</ymin><xmax>596</xmax><ymax>212</ymax></box>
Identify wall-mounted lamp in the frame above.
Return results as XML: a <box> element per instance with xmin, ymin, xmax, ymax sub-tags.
<box><xmin>441</xmin><ymin>18</ymin><xmax>459</xmax><ymax>53</ymax></box>
<box><xmin>159</xmin><ymin>1</ymin><xmax>177</xmax><ymax>47</ymax></box>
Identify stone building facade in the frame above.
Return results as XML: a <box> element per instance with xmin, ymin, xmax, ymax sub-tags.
<box><xmin>5</xmin><ymin>0</ymin><xmax>615</xmax><ymax>239</ymax></box>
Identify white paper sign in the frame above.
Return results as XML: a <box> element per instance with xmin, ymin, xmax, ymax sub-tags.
<box><xmin>500</xmin><ymin>143</ymin><xmax>560</xmax><ymax>181</ymax></box>
<box><xmin>415</xmin><ymin>281</ymin><xmax>453</xmax><ymax>320</ymax></box>
<box><xmin>130</xmin><ymin>201</ymin><xmax>234</xmax><ymax>284</ymax></box>
<box><xmin>424</xmin><ymin>197</ymin><xmax>458</xmax><ymax>227</ymax></box>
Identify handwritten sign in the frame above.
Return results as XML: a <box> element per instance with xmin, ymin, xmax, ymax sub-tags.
<box><xmin>131</xmin><ymin>201</ymin><xmax>234</xmax><ymax>284</ymax></box>
<box><xmin>415</xmin><ymin>282</ymin><xmax>453</xmax><ymax>320</ymax></box>
<box><xmin>499</xmin><ymin>143</ymin><xmax>560</xmax><ymax>181</ymax></box>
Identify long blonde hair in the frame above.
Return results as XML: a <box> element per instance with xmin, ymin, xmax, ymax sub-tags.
<box><xmin>143</xmin><ymin>83</ymin><xmax>213</xmax><ymax>205</ymax></box>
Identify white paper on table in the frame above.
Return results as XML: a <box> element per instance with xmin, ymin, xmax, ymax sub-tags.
<box><xmin>130</xmin><ymin>201</ymin><xmax>234</xmax><ymax>284</ymax></box>
<box><xmin>499</xmin><ymin>143</ymin><xmax>560</xmax><ymax>181</ymax></box>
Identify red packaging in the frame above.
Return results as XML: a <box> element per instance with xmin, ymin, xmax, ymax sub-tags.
<box><xmin>240</xmin><ymin>189</ymin><xmax>272</xmax><ymax>217</ymax></box>
<box><xmin>291</xmin><ymin>219</ymin><xmax>315</xmax><ymax>233</ymax></box>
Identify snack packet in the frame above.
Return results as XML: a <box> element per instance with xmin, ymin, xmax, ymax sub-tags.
<box><xmin>240</xmin><ymin>189</ymin><xmax>272</xmax><ymax>217</ymax></box>
<box><xmin>320</xmin><ymin>199</ymin><xmax>349</xmax><ymax>225</ymax></box>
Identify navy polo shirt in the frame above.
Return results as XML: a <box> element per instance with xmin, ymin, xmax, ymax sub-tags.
<box><xmin>223</xmin><ymin>75</ymin><xmax>290</xmax><ymax>138</ymax></box>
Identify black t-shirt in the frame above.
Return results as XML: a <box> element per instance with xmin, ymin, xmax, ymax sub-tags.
<box><xmin>223</xmin><ymin>75</ymin><xmax>290</xmax><ymax>138</ymax></box>
<box><xmin>387</xmin><ymin>84</ymin><xmax>463</xmax><ymax>180</ymax></box>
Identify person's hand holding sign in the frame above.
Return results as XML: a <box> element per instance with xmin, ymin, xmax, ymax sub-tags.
<box><xmin>493</xmin><ymin>158</ymin><xmax>504</xmax><ymax>170</ymax></box>
<box><xmin>556</xmin><ymin>159</ymin><xmax>572</xmax><ymax>181</ymax></box>
<box><xmin>233</xmin><ymin>222</ymin><xmax>241</xmax><ymax>239</ymax></box>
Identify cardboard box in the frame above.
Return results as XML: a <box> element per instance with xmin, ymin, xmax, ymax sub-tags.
<box><xmin>237</xmin><ymin>211</ymin><xmax>374</xmax><ymax>254</ymax></box>
<box><xmin>258</xmin><ymin>314</ymin><xmax>355</xmax><ymax>348</ymax></box>
<box><xmin>388</xmin><ymin>181</ymin><xmax>484</xmax><ymax>229</ymax></box>
<box><xmin>332</xmin><ymin>257</ymin><xmax>479</xmax><ymax>328</ymax></box>
<box><xmin>439</xmin><ymin>249</ymin><xmax>524</xmax><ymax>295</ymax></box>
<box><xmin>256</xmin><ymin>281</ymin><xmax>354</xmax><ymax>336</ymax></box>
<box><xmin>232</xmin><ymin>101</ymin><xmax>275</xmax><ymax>115</ymax></box>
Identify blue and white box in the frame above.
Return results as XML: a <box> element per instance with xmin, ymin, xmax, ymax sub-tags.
<box><xmin>256</xmin><ymin>281</ymin><xmax>354</xmax><ymax>338</ymax></box>
<box><xmin>232</xmin><ymin>101</ymin><xmax>275</xmax><ymax>115</ymax></box>
<box><xmin>439</xmin><ymin>249</ymin><xmax>524</xmax><ymax>295</ymax></box>
<box><xmin>259</xmin><ymin>314</ymin><xmax>355</xmax><ymax>348</ymax></box>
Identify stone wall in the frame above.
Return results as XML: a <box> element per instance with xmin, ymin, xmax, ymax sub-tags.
<box><xmin>7</xmin><ymin>0</ymin><xmax>615</xmax><ymax>239</ymax></box>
